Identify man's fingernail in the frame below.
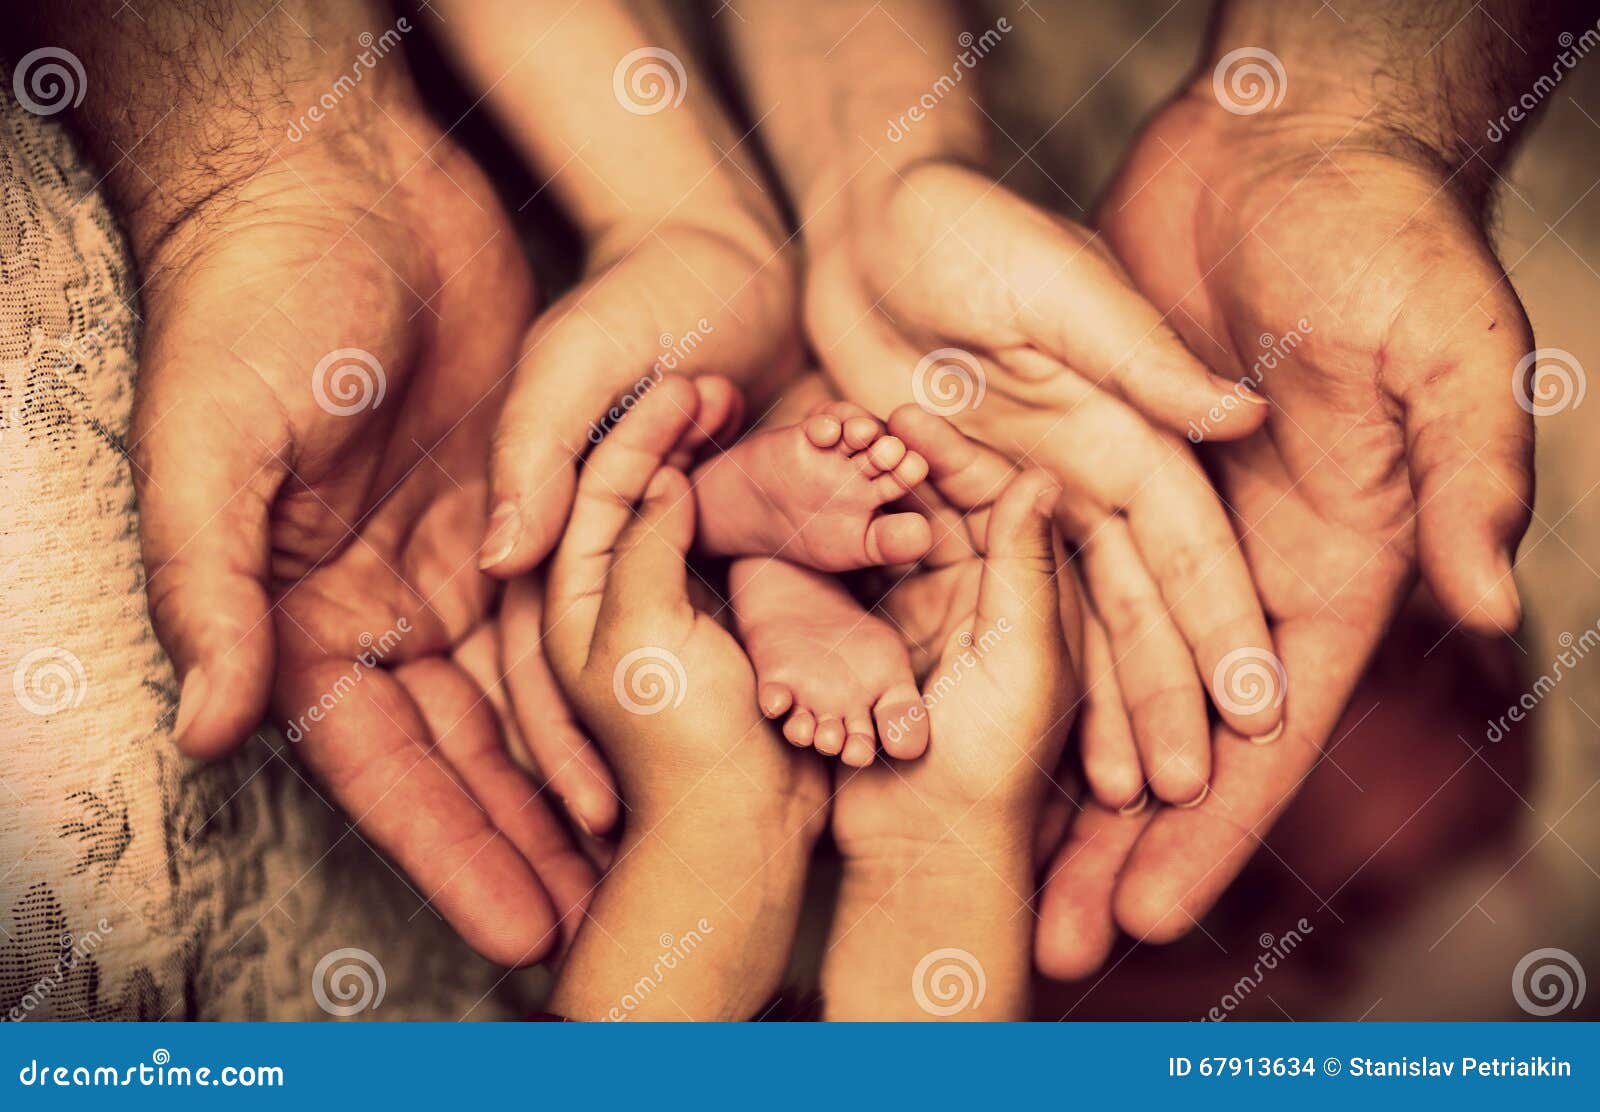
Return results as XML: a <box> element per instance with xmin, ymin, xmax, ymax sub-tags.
<box><xmin>1242</xmin><ymin>388</ymin><xmax>1271</xmax><ymax>406</ymax></box>
<box><xmin>1035</xmin><ymin>485</ymin><xmax>1062</xmax><ymax>517</ymax></box>
<box><xmin>479</xmin><ymin>502</ymin><xmax>521</xmax><ymax>569</ymax></box>
<box><xmin>1176</xmin><ymin>783</ymin><xmax>1210</xmax><ymax>809</ymax></box>
<box><xmin>172</xmin><ymin>666</ymin><xmax>208</xmax><ymax>741</ymax></box>
<box><xmin>1251</xmin><ymin>721</ymin><xmax>1285</xmax><ymax>745</ymax></box>
<box><xmin>1117</xmin><ymin>789</ymin><xmax>1150</xmax><ymax>816</ymax></box>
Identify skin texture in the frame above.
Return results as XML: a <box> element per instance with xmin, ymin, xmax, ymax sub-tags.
<box><xmin>720</xmin><ymin>0</ymin><xmax>1283</xmax><ymax>816</ymax></box>
<box><xmin>1036</xmin><ymin>0</ymin><xmax>1564</xmax><ymax>976</ymax></box>
<box><xmin>541</xmin><ymin>376</ymin><xmax>828</xmax><ymax>1020</ymax></box>
<box><xmin>824</xmin><ymin>410</ymin><xmax>1080</xmax><ymax>1020</ymax></box>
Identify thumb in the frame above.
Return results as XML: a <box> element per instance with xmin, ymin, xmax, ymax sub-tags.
<box><xmin>480</xmin><ymin>306</ymin><xmax>657</xmax><ymax>578</ymax></box>
<box><xmin>975</xmin><ymin>468</ymin><xmax>1065</xmax><ymax>641</ymax></box>
<box><xmin>134</xmin><ymin>385</ymin><xmax>285</xmax><ymax>760</ymax></box>
<box><xmin>598</xmin><ymin>467</ymin><xmax>695</xmax><ymax>629</ymax></box>
<box><xmin>1398</xmin><ymin>317</ymin><xmax>1537</xmax><ymax>635</ymax></box>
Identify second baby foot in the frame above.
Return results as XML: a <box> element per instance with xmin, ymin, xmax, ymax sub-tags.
<box><xmin>731</xmin><ymin>557</ymin><xmax>929</xmax><ymax>765</ymax></box>
<box><xmin>693</xmin><ymin>400</ymin><xmax>932</xmax><ymax>571</ymax></box>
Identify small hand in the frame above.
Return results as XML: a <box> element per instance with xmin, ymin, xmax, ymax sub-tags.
<box><xmin>541</xmin><ymin>375</ymin><xmax>829</xmax><ymax>832</ymax></box>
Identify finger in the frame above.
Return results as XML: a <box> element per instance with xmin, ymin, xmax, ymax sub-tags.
<box><xmin>132</xmin><ymin>380</ymin><xmax>287</xmax><ymax>760</ymax></box>
<box><xmin>501</xmin><ymin>575</ymin><xmax>619</xmax><ymax>836</ymax></box>
<box><xmin>1036</xmin><ymin>799</ymin><xmax>1153</xmax><ymax>981</ymax></box>
<box><xmin>974</xmin><ymin>469</ymin><xmax>1064</xmax><ymax>641</ymax></box>
<box><xmin>1120</xmin><ymin>443</ymin><xmax>1282</xmax><ymax>740</ymax></box>
<box><xmin>597</xmin><ymin>467</ymin><xmax>695</xmax><ymax>630</ymax></box>
<box><xmin>279</xmin><ymin>656</ymin><xmax>558</xmax><ymax>967</ymax></box>
<box><xmin>1073</xmin><ymin>512</ymin><xmax>1210</xmax><ymax>805</ymax></box>
<box><xmin>545</xmin><ymin>377</ymin><xmax>700</xmax><ymax>663</ymax></box>
<box><xmin>1112</xmin><ymin>611</ymin><xmax>1379</xmax><ymax>943</ymax></box>
<box><xmin>667</xmin><ymin>375</ymin><xmax>744</xmax><ymax>470</ymax></box>
<box><xmin>1011</xmin><ymin>224</ymin><xmax>1267</xmax><ymax>441</ymax></box>
<box><xmin>397</xmin><ymin>657</ymin><xmax>597</xmax><ymax>949</ymax></box>
<box><xmin>1076</xmin><ymin>606</ymin><xmax>1146</xmax><ymax>811</ymax></box>
<box><xmin>1398</xmin><ymin>326</ymin><xmax>1535</xmax><ymax>634</ymax></box>
<box><xmin>484</xmin><ymin>298</ymin><xmax>697</xmax><ymax>576</ymax></box>
<box><xmin>887</xmin><ymin>404</ymin><xmax>1013</xmax><ymax>512</ymax></box>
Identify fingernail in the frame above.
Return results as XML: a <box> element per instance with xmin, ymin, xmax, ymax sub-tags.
<box><xmin>1035</xmin><ymin>484</ymin><xmax>1062</xmax><ymax>517</ymax></box>
<box><xmin>478</xmin><ymin>502</ymin><xmax>520</xmax><ymax>569</ymax></box>
<box><xmin>1117</xmin><ymin>789</ymin><xmax>1150</xmax><ymax>816</ymax></box>
<box><xmin>172</xmin><ymin>666</ymin><xmax>208</xmax><ymax>741</ymax></box>
<box><xmin>1242</xmin><ymin>388</ymin><xmax>1270</xmax><ymax>406</ymax></box>
<box><xmin>1176</xmin><ymin>783</ymin><xmax>1209</xmax><ymax>809</ymax></box>
<box><xmin>1251</xmin><ymin>721</ymin><xmax>1285</xmax><ymax>745</ymax></box>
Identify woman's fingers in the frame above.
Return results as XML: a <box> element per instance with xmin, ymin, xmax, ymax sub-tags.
<box><xmin>1075</xmin><ymin>606</ymin><xmax>1146</xmax><ymax>811</ymax></box>
<box><xmin>1036</xmin><ymin>798</ymin><xmax>1153</xmax><ymax>981</ymax></box>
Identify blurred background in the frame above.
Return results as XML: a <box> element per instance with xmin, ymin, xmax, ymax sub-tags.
<box><xmin>2</xmin><ymin>0</ymin><xmax>1596</xmax><ymax>1020</ymax></box>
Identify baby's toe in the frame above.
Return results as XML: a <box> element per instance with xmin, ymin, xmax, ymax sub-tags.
<box><xmin>864</xmin><ymin>512</ymin><xmax>933</xmax><ymax>566</ymax></box>
<box><xmin>758</xmin><ymin>682</ymin><xmax>794</xmax><ymax>719</ymax></box>
<box><xmin>803</xmin><ymin>413</ymin><xmax>844</xmax><ymax>448</ymax></box>
<box><xmin>864</xmin><ymin>434</ymin><xmax>907</xmax><ymax>473</ymax></box>
<box><xmin>840</xmin><ymin>733</ymin><xmax>876</xmax><ymax>767</ymax></box>
<box><xmin>783</xmin><ymin>708</ymin><xmax>816</xmax><ymax>747</ymax></box>
<box><xmin>840</xmin><ymin>415</ymin><xmax>882</xmax><ymax>452</ymax></box>
<box><xmin>813</xmin><ymin>716</ymin><xmax>846</xmax><ymax>756</ymax></box>
<box><xmin>875</xmin><ymin>684</ymin><xmax>929</xmax><ymax>760</ymax></box>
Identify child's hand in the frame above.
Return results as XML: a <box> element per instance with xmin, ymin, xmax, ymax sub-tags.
<box><xmin>542</xmin><ymin>376</ymin><xmax>827</xmax><ymax>834</ymax></box>
<box><xmin>542</xmin><ymin>376</ymin><xmax>827</xmax><ymax>1020</ymax></box>
<box><xmin>831</xmin><ymin>408</ymin><xmax>1080</xmax><ymax>860</ymax></box>
<box><xmin>822</xmin><ymin>410</ymin><xmax>1078</xmax><ymax>1020</ymax></box>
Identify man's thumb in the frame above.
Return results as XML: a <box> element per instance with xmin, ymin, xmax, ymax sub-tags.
<box><xmin>135</xmin><ymin>392</ymin><xmax>283</xmax><ymax>759</ymax></box>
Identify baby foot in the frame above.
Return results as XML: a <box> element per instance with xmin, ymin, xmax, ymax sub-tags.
<box><xmin>692</xmin><ymin>400</ymin><xmax>932</xmax><ymax>571</ymax></box>
<box><xmin>731</xmin><ymin>557</ymin><xmax>928</xmax><ymax>765</ymax></box>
